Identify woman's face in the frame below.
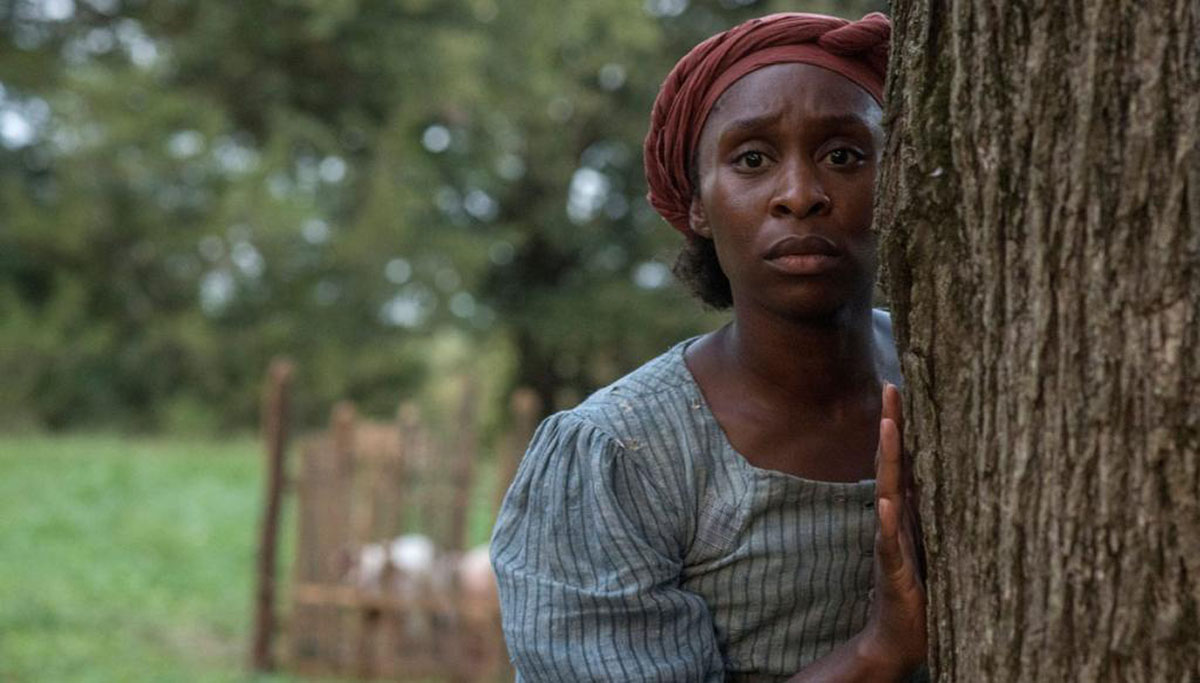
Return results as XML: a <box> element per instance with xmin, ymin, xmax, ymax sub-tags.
<box><xmin>690</xmin><ymin>63</ymin><xmax>883</xmax><ymax>321</ymax></box>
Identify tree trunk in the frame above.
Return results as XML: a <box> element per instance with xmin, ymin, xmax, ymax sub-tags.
<box><xmin>878</xmin><ymin>1</ymin><xmax>1199</xmax><ymax>681</ymax></box>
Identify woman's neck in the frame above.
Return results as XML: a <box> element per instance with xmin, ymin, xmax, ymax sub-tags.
<box><xmin>683</xmin><ymin>297</ymin><xmax>885</xmax><ymax>480</ymax></box>
<box><xmin>712</xmin><ymin>300</ymin><xmax>880</xmax><ymax>410</ymax></box>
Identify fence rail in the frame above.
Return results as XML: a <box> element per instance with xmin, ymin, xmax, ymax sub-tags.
<box><xmin>251</xmin><ymin>361</ymin><xmax>541</xmax><ymax>681</ymax></box>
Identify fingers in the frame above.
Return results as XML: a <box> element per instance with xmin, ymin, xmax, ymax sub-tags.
<box><xmin>883</xmin><ymin>382</ymin><xmax>915</xmax><ymax>490</ymax></box>
<box><xmin>881</xmin><ymin>381</ymin><xmax>919</xmax><ymax>523</ymax></box>
<box><xmin>876</xmin><ymin>415</ymin><xmax>907</xmax><ymax>581</ymax></box>
<box><xmin>875</xmin><ymin>497</ymin><xmax>905</xmax><ymax>579</ymax></box>
<box><xmin>878</xmin><ymin>382</ymin><xmax>924</xmax><ymax>585</ymax></box>
<box><xmin>880</xmin><ymin>381</ymin><xmax>913</xmax><ymax>488</ymax></box>
<box><xmin>881</xmin><ymin>382</ymin><xmax>903</xmax><ymax>434</ymax></box>
<box><xmin>876</xmin><ymin>416</ymin><xmax>902</xmax><ymax>500</ymax></box>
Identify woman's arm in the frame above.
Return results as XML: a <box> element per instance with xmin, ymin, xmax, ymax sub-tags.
<box><xmin>492</xmin><ymin>413</ymin><xmax>725</xmax><ymax>682</ymax></box>
<box><xmin>786</xmin><ymin>383</ymin><xmax>928</xmax><ymax>682</ymax></box>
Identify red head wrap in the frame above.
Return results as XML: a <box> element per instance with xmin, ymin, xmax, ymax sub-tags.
<box><xmin>643</xmin><ymin>12</ymin><xmax>891</xmax><ymax>235</ymax></box>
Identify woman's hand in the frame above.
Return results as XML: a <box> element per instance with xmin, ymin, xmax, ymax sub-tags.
<box><xmin>782</xmin><ymin>383</ymin><xmax>927</xmax><ymax>683</ymax></box>
<box><xmin>859</xmin><ymin>382</ymin><xmax>926</xmax><ymax>677</ymax></box>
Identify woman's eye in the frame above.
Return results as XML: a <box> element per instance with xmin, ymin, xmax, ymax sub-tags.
<box><xmin>826</xmin><ymin>148</ymin><xmax>864</xmax><ymax>166</ymax></box>
<box><xmin>735</xmin><ymin>151</ymin><xmax>766</xmax><ymax>169</ymax></box>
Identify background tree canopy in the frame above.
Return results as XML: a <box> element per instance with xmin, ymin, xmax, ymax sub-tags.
<box><xmin>0</xmin><ymin>0</ymin><xmax>884</xmax><ymax>435</ymax></box>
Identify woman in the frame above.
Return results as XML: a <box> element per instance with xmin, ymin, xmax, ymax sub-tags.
<box><xmin>491</xmin><ymin>12</ymin><xmax>926</xmax><ymax>682</ymax></box>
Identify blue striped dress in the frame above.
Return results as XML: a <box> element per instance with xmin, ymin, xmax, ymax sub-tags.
<box><xmin>492</xmin><ymin>310</ymin><xmax>903</xmax><ymax>682</ymax></box>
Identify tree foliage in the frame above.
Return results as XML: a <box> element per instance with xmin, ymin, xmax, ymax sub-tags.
<box><xmin>0</xmin><ymin>0</ymin><xmax>883</xmax><ymax>432</ymax></box>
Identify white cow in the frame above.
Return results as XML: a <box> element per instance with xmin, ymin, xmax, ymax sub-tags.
<box><xmin>345</xmin><ymin>536</ymin><xmax>498</xmax><ymax>636</ymax></box>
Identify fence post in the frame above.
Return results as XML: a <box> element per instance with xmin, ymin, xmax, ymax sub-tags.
<box><xmin>393</xmin><ymin>401</ymin><xmax>422</xmax><ymax>535</ymax></box>
<box><xmin>250</xmin><ymin>358</ymin><xmax>294</xmax><ymax>672</ymax></box>
<box><xmin>497</xmin><ymin>388</ymin><xmax>542</xmax><ymax>515</ymax></box>
<box><xmin>448</xmin><ymin>377</ymin><xmax>479</xmax><ymax>555</ymax></box>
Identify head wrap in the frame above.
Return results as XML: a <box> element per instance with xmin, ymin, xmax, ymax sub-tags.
<box><xmin>643</xmin><ymin>12</ymin><xmax>891</xmax><ymax>235</ymax></box>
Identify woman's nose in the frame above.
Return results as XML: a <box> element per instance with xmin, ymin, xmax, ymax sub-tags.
<box><xmin>769</xmin><ymin>160</ymin><xmax>830</xmax><ymax>219</ymax></box>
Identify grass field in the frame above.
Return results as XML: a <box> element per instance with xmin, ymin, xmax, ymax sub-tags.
<box><xmin>0</xmin><ymin>434</ymin><xmax>500</xmax><ymax>683</ymax></box>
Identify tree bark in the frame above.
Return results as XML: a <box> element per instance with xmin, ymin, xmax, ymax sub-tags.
<box><xmin>878</xmin><ymin>1</ymin><xmax>1200</xmax><ymax>681</ymax></box>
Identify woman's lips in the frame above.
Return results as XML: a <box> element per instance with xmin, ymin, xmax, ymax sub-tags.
<box><xmin>766</xmin><ymin>253</ymin><xmax>843</xmax><ymax>274</ymax></box>
<box><xmin>764</xmin><ymin>234</ymin><xmax>843</xmax><ymax>274</ymax></box>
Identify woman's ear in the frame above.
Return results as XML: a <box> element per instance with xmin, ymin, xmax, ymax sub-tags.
<box><xmin>688</xmin><ymin>195</ymin><xmax>713</xmax><ymax>239</ymax></box>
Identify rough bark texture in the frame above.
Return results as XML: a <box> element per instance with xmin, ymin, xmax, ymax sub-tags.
<box><xmin>878</xmin><ymin>1</ymin><xmax>1200</xmax><ymax>681</ymax></box>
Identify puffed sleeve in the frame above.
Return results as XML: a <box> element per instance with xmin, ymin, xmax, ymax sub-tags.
<box><xmin>490</xmin><ymin>412</ymin><xmax>723</xmax><ymax>682</ymax></box>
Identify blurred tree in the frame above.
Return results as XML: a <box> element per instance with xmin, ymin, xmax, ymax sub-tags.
<box><xmin>0</xmin><ymin>0</ymin><xmax>884</xmax><ymax>432</ymax></box>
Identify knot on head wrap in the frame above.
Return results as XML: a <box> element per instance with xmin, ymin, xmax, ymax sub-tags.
<box><xmin>643</xmin><ymin>12</ymin><xmax>891</xmax><ymax>236</ymax></box>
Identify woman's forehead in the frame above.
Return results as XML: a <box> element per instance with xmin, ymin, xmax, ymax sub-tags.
<box><xmin>703</xmin><ymin>63</ymin><xmax>881</xmax><ymax>138</ymax></box>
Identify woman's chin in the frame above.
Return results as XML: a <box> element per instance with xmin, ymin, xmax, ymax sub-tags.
<box><xmin>764</xmin><ymin>288</ymin><xmax>871</xmax><ymax>323</ymax></box>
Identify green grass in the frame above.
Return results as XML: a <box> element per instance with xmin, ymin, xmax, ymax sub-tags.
<box><xmin>0</xmin><ymin>434</ymin><xmax>502</xmax><ymax>682</ymax></box>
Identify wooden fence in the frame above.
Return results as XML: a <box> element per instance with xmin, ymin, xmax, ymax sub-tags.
<box><xmin>251</xmin><ymin>361</ymin><xmax>541</xmax><ymax>681</ymax></box>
